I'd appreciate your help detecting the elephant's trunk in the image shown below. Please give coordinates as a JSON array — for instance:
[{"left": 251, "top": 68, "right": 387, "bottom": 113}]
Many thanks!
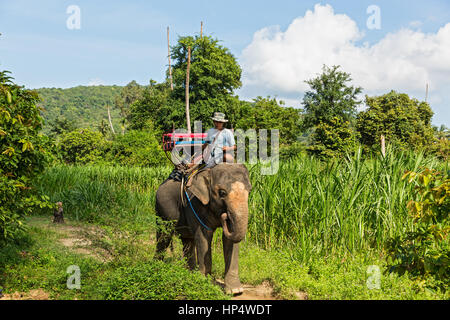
[
  {"left": 221, "top": 211, "right": 248, "bottom": 243},
  {"left": 220, "top": 181, "right": 249, "bottom": 243}
]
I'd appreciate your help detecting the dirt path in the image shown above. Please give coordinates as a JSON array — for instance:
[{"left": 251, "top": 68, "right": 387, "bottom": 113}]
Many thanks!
[
  {"left": 214, "top": 279, "right": 278, "bottom": 300},
  {"left": 0, "top": 289, "right": 49, "bottom": 300},
  {"left": 30, "top": 217, "right": 113, "bottom": 262}
]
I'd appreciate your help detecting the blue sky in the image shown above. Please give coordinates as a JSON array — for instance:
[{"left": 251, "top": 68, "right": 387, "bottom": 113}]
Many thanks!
[{"left": 0, "top": 0, "right": 449, "bottom": 126}]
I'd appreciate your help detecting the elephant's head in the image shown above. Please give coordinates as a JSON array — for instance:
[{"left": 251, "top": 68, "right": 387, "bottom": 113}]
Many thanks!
[{"left": 188, "top": 163, "right": 252, "bottom": 243}]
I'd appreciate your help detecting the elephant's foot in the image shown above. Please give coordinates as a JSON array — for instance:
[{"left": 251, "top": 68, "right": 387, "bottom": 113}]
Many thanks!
[{"left": 224, "top": 278, "right": 244, "bottom": 295}]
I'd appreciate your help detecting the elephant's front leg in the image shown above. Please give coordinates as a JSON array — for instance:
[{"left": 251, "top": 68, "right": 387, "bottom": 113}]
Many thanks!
[
  {"left": 223, "top": 235, "right": 244, "bottom": 295},
  {"left": 195, "top": 229, "right": 213, "bottom": 275}
]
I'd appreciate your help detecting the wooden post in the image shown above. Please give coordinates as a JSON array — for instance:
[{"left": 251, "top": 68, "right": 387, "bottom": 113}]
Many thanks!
[
  {"left": 381, "top": 135, "right": 386, "bottom": 157},
  {"left": 107, "top": 105, "right": 116, "bottom": 135},
  {"left": 185, "top": 46, "right": 191, "bottom": 134},
  {"left": 167, "top": 26, "right": 173, "bottom": 90}
]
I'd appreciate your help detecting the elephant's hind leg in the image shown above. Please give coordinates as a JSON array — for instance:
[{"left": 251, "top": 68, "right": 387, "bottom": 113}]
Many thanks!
[
  {"left": 154, "top": 227, "right": 174, "bottom": 260},
  {"left": 154, "top": 179, "right": 181, "bottom": 260},
  {"left": 181, "top": 238, "right": 196, "bottom": 270}
]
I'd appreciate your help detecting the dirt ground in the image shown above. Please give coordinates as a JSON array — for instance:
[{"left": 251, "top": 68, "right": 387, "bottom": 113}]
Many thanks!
[{"left": 0, "top": 288, "right": 49, "bottom": 300}]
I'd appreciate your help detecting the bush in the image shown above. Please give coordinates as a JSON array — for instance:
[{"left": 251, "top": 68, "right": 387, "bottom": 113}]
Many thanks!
[
  {"left": 306, "top": 117, "right": 358, "bottom": 158},
  {"left": 427, "top": 138, "right": 450, "bottom": 161},
  {"left": 279, "top": 142, "right": 307, "bottom": 160},
  {"left": 98, "top": 260, "right": 228, "bottom": 300},
  {"left": 59, "top": 128, "right": 107, "bottom": 164},
  {"left": 0, "top": 71, "right": 52, "bottom": 243},
  {"left": 105, "top": 130, "right": 166, "bottom": 167},
  {"left": 386, "top": 168, "right": 449, "bottom": 292}
]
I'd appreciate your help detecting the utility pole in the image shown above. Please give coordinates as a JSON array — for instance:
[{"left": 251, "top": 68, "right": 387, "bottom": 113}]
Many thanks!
[
  {"left": 167, "top": 26, "right": 173, "bottom": 90},
  {"left": 185, "top": 46, "right": 192, "bottom": 134},
  {"left": 425, "top": 83, "right": 429, "bottom": 102},
  {"left": 200, "top": 21, "right": 203, "bottom": 39}
]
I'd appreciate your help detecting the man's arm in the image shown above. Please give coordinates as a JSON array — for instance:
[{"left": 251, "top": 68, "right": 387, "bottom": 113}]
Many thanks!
[{"left": 222, "top": 130, "right": 237, "bottom": 152}]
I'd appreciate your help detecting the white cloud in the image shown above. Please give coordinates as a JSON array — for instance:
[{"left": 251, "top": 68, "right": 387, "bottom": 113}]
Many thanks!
[
  {"left": 241, "top": 4, "right": 450, "bottom": 101},
  {"left": 87, "top": 78, "right": 104, "bottom": 86}
]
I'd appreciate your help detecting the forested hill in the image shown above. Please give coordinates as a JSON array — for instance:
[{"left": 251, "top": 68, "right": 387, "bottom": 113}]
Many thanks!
[{"left": 36, "top": 85, "right": 123, "bottom": 134}]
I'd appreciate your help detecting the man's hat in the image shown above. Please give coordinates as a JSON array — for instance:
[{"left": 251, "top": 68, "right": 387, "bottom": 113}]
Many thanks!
[{"left": 211, "top": 112, "right": 228, "bottom": 123}]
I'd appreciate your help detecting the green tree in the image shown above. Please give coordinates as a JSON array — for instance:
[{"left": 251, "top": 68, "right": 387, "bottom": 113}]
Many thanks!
[
  {"left": 307, "top": 116, "right": 358, "bottom": 158},
  {"left": 105, "top": 130, "right": 166, "bottom": 167},
  {"left": 0, "top": 71, "right": 51, "bottom": 242},
  {"left": 37, "top": 85, "right": 122, "bottom": 135},
  {"left": 48, "top": 115, "right": 77, "bottom": 137},
  {"left": 356, "top": 91, "right": 435, "bottom": 152},
  {"left": 128, "top": 35, "right": 243, "bottom": 133},
  {"left": 170, "top": 35, "right": 242, "bottom": 128},
  {"left": 114, "top": 80, "right": 144, "bottom": 134},
  {"left": 127, "top": 81, "right": 176, "bottom": 132},
  {"left": 302, "top": 65, "right": 362, "bottom": 157},
  {"left": 234, "top": 97, "right": 301, "bottom": 145},
  {"left": 302, "top": 65, "right": 362, "bottom": 129},
  {"left": 171, "top": 35, "right": 242, "bottom": 104},
  {"left": 59, "top": 128, "right": 107, "bottom": 164}
]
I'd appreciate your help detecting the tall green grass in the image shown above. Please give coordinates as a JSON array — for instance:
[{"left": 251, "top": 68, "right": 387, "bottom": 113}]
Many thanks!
[
  {"left": 33, "top": 148, "right": 447, "bottom": 261},
  {"left": 33, "top": 165, "right": 171, "bottom": 224},
  {"left": 247, "top": 148, "right": 447, "bottom": 260}
]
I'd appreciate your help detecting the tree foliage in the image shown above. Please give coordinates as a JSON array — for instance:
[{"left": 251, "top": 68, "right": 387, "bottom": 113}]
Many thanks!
[
  {"left": 114, "top": 80, "right": 144, "bottom": 134},
  {"left": 127, "top": 81, "right": 176, "bottom": 132},
  {"left": 356, "top": 91, "right": 435, "bottom": 151},
  {"left": 302, "top": 65, "right": 362, "bottom": 129},
  {"left": 37, "top": 85, "right": 122, "bottom": 134},
  {"left": 302, "top": 65, "right": 362, "bottom": 157},
  {"left": 59, "top": 128, "right": 107, "bottom": 165},
  {"left": 387, "top": 168, "right": 449, "bottom": 292},
  {"left": 128, "top": 34, "right": 300, "bottom": 145},
  {"left": 0, "top": 71, "right": 52, "bottom": 242},
  {"left": 234, "top": 97, "right": 301, "bottom": 146},
  {"left": 105, "top": 130, "right": 166, "bottom": 167},
  {"left": 170, "top": 35, "right": 242, "bottom": 104},
  {"left": 49, "top": 115, "right": 77, "bottom": 137},
  {"left": 169, "top": 35, "right": 243, "bottom": 129},
  {"left": 307, "top": 117, "right": 358, "bottom": 158}
]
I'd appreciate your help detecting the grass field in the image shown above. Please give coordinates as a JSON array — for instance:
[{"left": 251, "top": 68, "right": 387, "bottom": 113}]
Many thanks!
[{"left": 0, "top": 149, "right": 448, "bottom": 299}]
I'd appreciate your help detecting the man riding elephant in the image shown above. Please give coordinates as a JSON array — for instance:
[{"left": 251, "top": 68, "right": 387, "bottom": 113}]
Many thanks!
[{"left": 202, "top": 112, "right": 237, "bottom": 167}]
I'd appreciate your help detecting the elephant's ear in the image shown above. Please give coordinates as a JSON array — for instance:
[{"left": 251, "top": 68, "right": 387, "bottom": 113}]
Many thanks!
[{"left": 186, "top": 169, "right": 210, "bottom": 206}]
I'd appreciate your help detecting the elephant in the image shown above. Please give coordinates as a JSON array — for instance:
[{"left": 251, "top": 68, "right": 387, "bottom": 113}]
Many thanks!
[{"left": 154, "top": 163, "right": 252, "bottom": 295}]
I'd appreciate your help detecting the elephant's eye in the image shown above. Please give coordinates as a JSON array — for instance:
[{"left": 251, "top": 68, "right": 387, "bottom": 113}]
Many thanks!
[{"left": 219, "top": 189, "right": 227, "bottom": 198}]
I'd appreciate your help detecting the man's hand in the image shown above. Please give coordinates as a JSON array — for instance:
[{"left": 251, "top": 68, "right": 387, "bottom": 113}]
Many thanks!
[{"left": 222, "top": 146, "right": 236, "bottom": 152}]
